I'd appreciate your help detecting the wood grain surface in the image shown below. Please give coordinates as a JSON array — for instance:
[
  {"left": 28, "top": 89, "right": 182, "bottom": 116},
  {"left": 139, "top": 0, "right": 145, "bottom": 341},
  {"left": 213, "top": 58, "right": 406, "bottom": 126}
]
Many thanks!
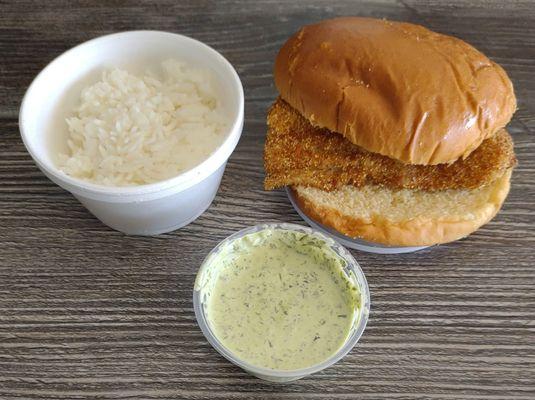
[{"left": 1, "top": 1, "right": 534, "bottom": 399}]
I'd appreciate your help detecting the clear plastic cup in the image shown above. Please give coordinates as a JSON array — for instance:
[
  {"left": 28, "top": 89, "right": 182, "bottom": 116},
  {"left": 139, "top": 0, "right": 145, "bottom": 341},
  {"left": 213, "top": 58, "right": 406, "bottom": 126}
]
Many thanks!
[{"left": 193, "top": 222, "right": 371, "bottom": 382}]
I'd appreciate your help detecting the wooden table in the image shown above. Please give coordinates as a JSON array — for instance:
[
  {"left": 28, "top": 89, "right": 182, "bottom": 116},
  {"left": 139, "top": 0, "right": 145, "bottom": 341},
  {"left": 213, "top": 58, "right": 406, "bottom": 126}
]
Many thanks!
[{"left": 1, "top": 1, "right": 534, "bottom": 399}]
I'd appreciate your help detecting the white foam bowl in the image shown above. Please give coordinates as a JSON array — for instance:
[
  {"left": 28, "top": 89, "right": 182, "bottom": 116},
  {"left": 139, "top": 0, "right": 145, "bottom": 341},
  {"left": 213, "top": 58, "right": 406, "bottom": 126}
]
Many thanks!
[{"left": 19, "top": 31, "right": 244, "bottom": 235}]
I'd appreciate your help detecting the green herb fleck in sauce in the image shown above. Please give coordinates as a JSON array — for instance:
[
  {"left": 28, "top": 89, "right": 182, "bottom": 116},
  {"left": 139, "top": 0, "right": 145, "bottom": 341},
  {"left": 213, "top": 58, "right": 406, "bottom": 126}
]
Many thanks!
[{"left": 199, "top": 229, "right": 361, "bottom": 371}]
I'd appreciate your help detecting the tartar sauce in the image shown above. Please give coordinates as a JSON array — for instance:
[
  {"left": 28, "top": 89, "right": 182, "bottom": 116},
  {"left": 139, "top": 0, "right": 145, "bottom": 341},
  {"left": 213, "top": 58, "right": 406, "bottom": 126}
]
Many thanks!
[{"left": 197, "top": 228, "right": 361, "bottom": 370}]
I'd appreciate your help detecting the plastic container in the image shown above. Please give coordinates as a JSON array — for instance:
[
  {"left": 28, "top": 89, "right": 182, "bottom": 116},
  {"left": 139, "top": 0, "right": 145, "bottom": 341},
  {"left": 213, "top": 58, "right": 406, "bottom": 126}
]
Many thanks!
[
  {"left": 193, "top": 222, "right": 371, "bottom": 382},
  {"left": 19, "top": 31, "right": 244, "bottom": 235},
  {"left": 286, "top": 188, "right": 430, "bottom": 254}
]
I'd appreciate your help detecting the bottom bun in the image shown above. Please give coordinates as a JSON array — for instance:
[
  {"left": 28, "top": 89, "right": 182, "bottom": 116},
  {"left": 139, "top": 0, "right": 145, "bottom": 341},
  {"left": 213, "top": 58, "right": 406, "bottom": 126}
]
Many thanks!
[{"left": 291, "top": 170, "right": 512, "bottom": 246}]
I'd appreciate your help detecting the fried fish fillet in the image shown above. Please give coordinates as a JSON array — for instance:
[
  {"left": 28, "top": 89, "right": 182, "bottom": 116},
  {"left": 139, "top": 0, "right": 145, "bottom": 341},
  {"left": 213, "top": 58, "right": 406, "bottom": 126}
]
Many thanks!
[{"left": 264, "top": 98, "right": 516, "bottom": 192}]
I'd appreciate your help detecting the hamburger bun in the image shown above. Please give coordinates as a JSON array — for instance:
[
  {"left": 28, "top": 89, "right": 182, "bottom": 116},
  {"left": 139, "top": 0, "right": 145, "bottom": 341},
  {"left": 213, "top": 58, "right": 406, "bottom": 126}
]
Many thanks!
[
  {"left": 274, "top": 17, "right": 516, "bottom": 165},
  {"left": 291, "top": 169, "right": 512, "bottom": 246}
]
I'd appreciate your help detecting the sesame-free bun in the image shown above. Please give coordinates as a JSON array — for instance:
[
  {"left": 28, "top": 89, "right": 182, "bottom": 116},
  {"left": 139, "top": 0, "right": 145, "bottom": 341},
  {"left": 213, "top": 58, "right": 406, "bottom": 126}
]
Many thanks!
[
  {"left": 291, "top": 170, "right": 512, "bottom": 247},
  {"left": 274, "top": 17, "right": 516, "bottom": 165}
]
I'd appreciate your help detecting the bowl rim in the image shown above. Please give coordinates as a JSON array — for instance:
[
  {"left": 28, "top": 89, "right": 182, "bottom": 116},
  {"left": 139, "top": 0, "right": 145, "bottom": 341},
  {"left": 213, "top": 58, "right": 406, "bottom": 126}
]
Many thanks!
[
  {"left": 19, "top": 30, "right": 244, "bottom": 199},
  {"left": 193, "top": 222, "right": 371, "bottom": 379}
]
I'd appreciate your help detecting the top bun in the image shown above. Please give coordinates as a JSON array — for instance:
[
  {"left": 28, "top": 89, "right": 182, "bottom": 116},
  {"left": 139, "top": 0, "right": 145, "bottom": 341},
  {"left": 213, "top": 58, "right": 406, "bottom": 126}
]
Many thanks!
[{"left": 274, "top": 17, "right": 516, "bottom": 165}]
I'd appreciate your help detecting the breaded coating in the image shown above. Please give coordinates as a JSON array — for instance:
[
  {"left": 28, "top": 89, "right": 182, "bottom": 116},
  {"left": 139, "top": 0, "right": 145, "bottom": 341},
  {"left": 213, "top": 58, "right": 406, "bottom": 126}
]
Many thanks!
[{"left": 264, "top": 98, "right": 516, "bottom": 192}]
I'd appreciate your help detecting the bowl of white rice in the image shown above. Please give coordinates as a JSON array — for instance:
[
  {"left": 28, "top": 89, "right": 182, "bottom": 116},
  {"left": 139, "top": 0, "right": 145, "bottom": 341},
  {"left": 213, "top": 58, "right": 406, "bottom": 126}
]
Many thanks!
[{"left": 19, "top": 31, "right": 244, "bottom": 235}]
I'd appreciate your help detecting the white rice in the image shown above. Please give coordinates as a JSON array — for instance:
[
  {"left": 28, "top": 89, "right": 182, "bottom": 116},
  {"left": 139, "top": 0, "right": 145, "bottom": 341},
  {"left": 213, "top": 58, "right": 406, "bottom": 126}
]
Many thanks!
[{"left": 58, "top": 60, "right": 229, "bottom": 186}]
